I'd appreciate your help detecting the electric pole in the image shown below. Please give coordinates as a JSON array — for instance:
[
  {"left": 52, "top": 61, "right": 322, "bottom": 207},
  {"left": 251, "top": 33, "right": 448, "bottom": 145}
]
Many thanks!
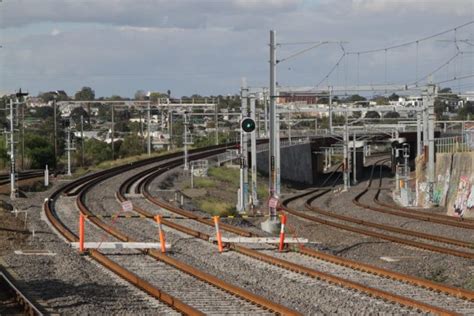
[
  {"left": 250, "top": 94, "right": 258, "bottom": 207},
  {"left": 147, "top": 101, "right": 151, "bottom": 156},
  {"left": 215, "top": 100, "right": 219, "bottom": 145},
  {"left": 111, "top": 105, "right": 115, "bottom": 160},
  {"left": 183, "top": 111, "right": 190, "bottom": 171},
  {"left": 329, "top": 86, "right": 333, "bottom": 133},
  {"left": 9, "top": 99, "right": 16, "bottom": 200},
  {"left": 343, "top": 110, "right": 349, "bottom": 191},
  {"left": 352, "top": 131, "right": 357, "bottom": 185},
  {"left": 427, "top": 84, "right": 437, "bottom": 202},
  {"left": 80, "top": 115, "right": 85, "bottom": 167},
  {"left": 53, "top": 97, "right": 58, "bottom": 169}
]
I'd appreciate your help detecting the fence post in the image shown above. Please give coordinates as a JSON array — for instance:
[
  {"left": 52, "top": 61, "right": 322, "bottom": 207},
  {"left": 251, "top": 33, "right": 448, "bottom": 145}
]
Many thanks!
[
  {"left": 155, "top": 215, "right": 166, "bottom": 253},
  {"left": 79, "top": 213, "right": 85, "bottom": 253},
  {"left": 213, "top": 216, "right": 223, "bottom": 253}
]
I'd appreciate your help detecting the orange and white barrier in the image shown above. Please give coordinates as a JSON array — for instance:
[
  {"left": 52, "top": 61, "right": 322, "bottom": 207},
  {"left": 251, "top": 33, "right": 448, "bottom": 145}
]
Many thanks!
[
  {"left": 213, "top": 216, "right": 224, "bottom": 253},
  {"left": 155, "top": 215, "right": 166, "bottom": 253},
  {"left": 279, "top": 214, "right": 287, "bottom": 252}
]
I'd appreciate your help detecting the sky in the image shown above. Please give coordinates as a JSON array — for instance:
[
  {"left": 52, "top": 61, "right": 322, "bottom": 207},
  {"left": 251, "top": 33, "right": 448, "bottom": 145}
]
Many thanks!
[{"left": 1, "top": 0, "right": 474, "bottom": 98}]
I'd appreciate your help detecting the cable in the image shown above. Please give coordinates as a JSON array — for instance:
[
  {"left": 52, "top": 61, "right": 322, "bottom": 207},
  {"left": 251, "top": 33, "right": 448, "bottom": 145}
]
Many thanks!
[
  {"left": 410, "top": 51, "right": 461, "bottom": 86},
  {"left": 315, "top": 53, "right": 346, "bottom": 88},
  {"left": 346, "top": 20, "right": 474, "bottom": 55},
  {"left": 277, "top": 41, "right": 329, "bottom": 64}
]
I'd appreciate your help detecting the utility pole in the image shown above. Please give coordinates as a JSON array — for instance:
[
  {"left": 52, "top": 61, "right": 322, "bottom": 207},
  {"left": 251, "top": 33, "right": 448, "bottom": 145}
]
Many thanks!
[
  {"left": 238, "top": 79, "right": 249, "bottom": 213},
  {"left": 263, "top": 88, "right": 269, "bottom": 137},
  {"left": 343, "top": 110, "right": 349, "bottom": 191},
  {"left": 66, "top": 122, "right": 73, "bottom": 176},
  {"left": 111, "top": 105, "right": 115, "bottom": 160},
  {"left": 53, "top": 98, "right": 58, "bottom": 169},
  {"left": 288, "top": 107, "right": 292, "bottom": 145},
  {"left": 169, "top": 111, "right": 173, "bottom": 151},
  {"left": 352, "top": 131, "right": 357, "bottom": 185},
  {"left": 9, "top": 99, "right": 15, "bottom": 200},
  {"left": 183, "top": 111, "right": 189, "bottom": 171},
  {"left": 329, "top": 86, "right": 333, "bottom": 133},
  {"left": 250, "top": 94, "right": 258, "bottom": 207},
  {"left": 416, "top": 109, "right": 422, "bottom": 157},
  {"left": 427, "top": 84, "right": 437, "bottom": 202},
  {"left": 269, "top": 30, "right": 278, "bottom": 216},
  {"left": 423, "top": 95, "right": 429, "bottom": 161},
  {"left": 80, "top": 115, "right": 85, "bottom": 167},
  {"left": 147, "top": 101, "right": 151, "bottom": 156},
  {"left": 20, "top": 103, "right": 25, "bottom": 170},
  {"left": 215, "top": 100, "right": 219, "bottom": 145}
]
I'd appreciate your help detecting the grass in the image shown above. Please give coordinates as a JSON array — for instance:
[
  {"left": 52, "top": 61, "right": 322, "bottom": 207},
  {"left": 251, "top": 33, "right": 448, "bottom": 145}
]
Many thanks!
[
  {"left": 197, "top": 198, "right": 236, "bottom": 216},
  {"left": 192, "top": 177, "right": 216, "bottom": 188},
  {"left": 208, "top": 167, "right": 240, "bottom": 186},
  {"left": 71, "top": 149, "right": 181, "bottom": 178}
]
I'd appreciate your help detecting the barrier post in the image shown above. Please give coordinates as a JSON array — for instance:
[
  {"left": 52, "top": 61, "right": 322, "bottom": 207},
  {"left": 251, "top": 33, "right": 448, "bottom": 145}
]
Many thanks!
[
  {"left": 279, "top": 214, "right": 287, "bottom": 252},
  {"left": 213, "top": 216, "right": 223, "bottom": 253},
  {"left": 155, "top": 215, "right": 166, "bottom": 253},
  {"left": 79, "top": 214, "right": 85, "bottom": 253}
]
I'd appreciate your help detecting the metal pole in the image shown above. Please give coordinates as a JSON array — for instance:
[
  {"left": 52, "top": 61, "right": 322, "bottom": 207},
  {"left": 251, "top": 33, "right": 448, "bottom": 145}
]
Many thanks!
[
  {"left": 329, "top": 86, "right": 333, "bottom": 133},
  {"left": 9, "top": 99, "right": 15, "bottom": 200},
  {"left": 288, "top": 107, "right": 292, "bottom": 145},
  {"left": 111, "top": 105, "right": 115, "bottom": 160},
  {"left": 53, "top": 98, "right": 57, "bottom": 169},
  {"left": 423, "top": 95, "right": 429, "bottom": 160},
  {"left": 353, "top": 131, "right": 357, "bottom": 184},
  {"left": 215, "top": 101, "right": 219, "bottom": 145},
  {"left": 20, "top": 103, "right": 24, "bottom": 170},
  {"left": 416, "top": 109, "right": 422, "bottom": 157},
  {"left": 80, "top": 115, "right": 85, "bottom": 167},
  {"left": 169, "top": 111, "right": 173, "bottom": 150},
  {"left": 427, "top": 84, "right": 437, "bottom": 201},
  {"left": 276, "top": 112, "right": 281, "bottom": 195},
  {"left": 67, "top": 125, "right": 72, "bottom": 176},
  {"left": 343, "top": 110, "right": 349, "bottom": 191},
  {"left": 250, "top": 94, "right": 258, "bottom": 206},
  {"left": 147, "top": 101, "right": 151, "bottom": 156},
  {"left": 184, "top": 112, "right": 189, "bottom": 171},
  {"left": 264, "top": 88, "right": 268, "bottom": 137},
  {"left": 241, "top": 79, "right": 249, "bottom": 211}
]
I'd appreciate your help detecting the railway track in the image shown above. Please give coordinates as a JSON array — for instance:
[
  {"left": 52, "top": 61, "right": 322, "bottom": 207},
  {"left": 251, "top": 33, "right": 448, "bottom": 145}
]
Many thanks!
[
  {"left": 113, "top": 149, "right": 474, "bottom": 314},
  {"left": 0, "top": 170, "right": 44, "bottom": 186},
  {"left": 45, "top": 144, "right": 299, "bottom": 315},
  {"left": 0, "top": 267, "right": 45, "bottom": 316},
  {"left": 281, "top": 157, "right": 474, "bottom": 259}
]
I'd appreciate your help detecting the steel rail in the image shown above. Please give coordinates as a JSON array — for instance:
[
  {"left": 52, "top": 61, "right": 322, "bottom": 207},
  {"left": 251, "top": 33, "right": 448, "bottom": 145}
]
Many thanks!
[
  {"left": 75, "top": 147, "right": 298, "bottom": 315},
  {"left": 130, "top": 153, "right": 466, "bottom": 314},
  {"left": 0, "top": 268, "right": 45, "bottom": 316},
  {"left": 44, "top": 175, "right": 202, "bottom": 315}
]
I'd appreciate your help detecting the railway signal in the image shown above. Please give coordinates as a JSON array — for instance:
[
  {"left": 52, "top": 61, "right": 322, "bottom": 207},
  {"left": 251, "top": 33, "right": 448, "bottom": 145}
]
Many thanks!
[{"left": 241, "top": 117, "right": 255, "bottom": 133}]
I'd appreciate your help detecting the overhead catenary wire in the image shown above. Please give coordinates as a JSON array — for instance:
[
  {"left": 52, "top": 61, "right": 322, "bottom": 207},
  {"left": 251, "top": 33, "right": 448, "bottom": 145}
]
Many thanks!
[{"left": 346, "top": 20, "right": 474, "bottom": 55}]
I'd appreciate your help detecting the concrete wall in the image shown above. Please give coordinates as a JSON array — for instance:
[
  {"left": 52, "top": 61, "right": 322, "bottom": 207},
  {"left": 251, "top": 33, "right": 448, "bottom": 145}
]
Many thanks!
[{"left": 257, "top": 143, "right": 313, "bottom": 184}]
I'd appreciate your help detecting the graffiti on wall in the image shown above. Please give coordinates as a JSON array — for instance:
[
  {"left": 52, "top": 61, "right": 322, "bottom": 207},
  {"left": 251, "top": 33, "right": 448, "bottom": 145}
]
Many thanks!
[
  {"left": 433, "top": 174, "right": 451, "bottom": 206},
  {"left": 453, "top": 176, "right": 471, "bottom": 217}
]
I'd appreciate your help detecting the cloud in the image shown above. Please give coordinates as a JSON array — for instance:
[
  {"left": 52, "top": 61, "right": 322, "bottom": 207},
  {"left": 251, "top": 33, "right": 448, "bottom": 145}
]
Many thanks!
[{"left": 1, "top": 0, "right": 474, "bottom": 97}]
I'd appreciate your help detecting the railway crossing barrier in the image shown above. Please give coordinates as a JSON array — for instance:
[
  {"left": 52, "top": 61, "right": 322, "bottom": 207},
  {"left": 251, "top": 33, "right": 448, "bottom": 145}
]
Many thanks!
[
  {"left": 211, "top": 214, "right": 308, "bottom": 253},
  {"left": 74, "top": 214, "right": 170, "bottom": 253}
]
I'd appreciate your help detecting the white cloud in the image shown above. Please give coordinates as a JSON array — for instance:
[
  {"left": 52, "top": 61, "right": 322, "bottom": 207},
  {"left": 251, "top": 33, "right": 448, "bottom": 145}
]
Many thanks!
[{"left": 50, "top": 28, "right": 61, "bottom": 36}]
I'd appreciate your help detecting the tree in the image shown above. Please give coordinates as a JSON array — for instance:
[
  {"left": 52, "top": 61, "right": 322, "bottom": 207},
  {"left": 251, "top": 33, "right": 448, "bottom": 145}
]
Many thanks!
[
  {"left": 75, "top": 87, "right": 95, "bottom": 101},
  {"left": 457, "top": 101, "right": 474, "bottom": 119},
  {"left": 373, "top": 96, "right": 388, "bottom": 105},
  {"left": 365, "top": 111, "right": 380, "bottom": 119},
  {"left": 134, "top": 90, "right": 147, "bottom": 101},
  {"left": 70, "top": 107, "right": 90, "bottom": 126},
  {"left": 24, "top": 133, "right": 55, "bottom": 169},
  {"left": 346, "top": 94, "right": 366, "bottom": 103},
  {"left": 384, "top": 111, "right": 400, "bottom": 119},
  {"left": 388, "top": 93, "right": 400, "bottom": 101},
  {"left": 119, "top": 134, "right": 144, "bottom": 157},
  {"left": 32, "top": 106, "right": 54, "bottom": 119},
  {"left": 83, "top": 138, "right": 112, "bottom": 165}
]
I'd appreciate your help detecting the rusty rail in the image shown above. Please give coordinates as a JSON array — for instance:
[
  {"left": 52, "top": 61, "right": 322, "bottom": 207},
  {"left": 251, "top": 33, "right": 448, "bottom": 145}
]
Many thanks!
[{"left": 129, "top": 154, "right": 469, "bottom": 314}]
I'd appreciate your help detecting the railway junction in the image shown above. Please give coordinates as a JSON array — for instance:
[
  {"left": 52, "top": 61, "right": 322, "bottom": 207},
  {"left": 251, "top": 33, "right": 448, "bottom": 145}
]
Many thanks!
[{"left": 2, "top": 20, "right": 474, "bottom": 316}]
